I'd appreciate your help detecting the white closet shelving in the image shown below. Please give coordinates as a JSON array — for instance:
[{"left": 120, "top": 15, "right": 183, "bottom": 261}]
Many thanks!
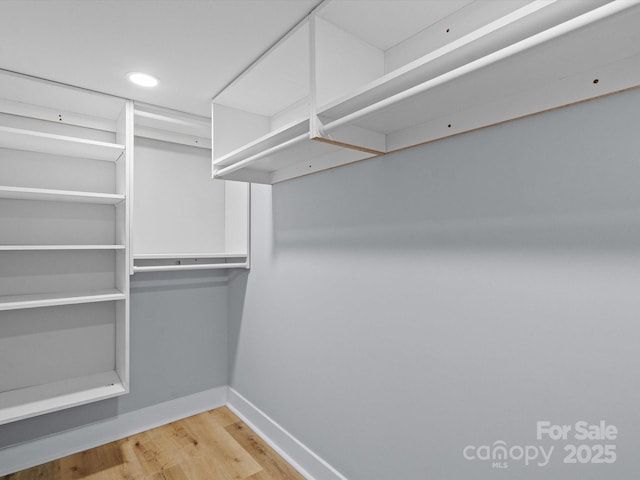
[
  {"left": 0, "top": 70, "right": 131, "bottom": 425},
  {"left": 132, "top": 103, "right": 250, "bottom": 273},
  {"left": 212, "top": 0, "right": 640, "bottom": 184},
  {"left": 212, "top": 18, "right": 376, "bottom": 184}
]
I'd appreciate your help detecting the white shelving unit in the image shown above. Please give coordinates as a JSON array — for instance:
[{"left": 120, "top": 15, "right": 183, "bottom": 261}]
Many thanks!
[
  {"left": 212, "top": 0, "right": 640, "bottom": 184},
  {"left": 132, "top": 103, "right": 250, "bottom": 273},
  {"left": 0, "top": 70, "right": 132, "bottom": 425},
  {"left": 212, "top": 18, "right": 377, "bottom": 184}
]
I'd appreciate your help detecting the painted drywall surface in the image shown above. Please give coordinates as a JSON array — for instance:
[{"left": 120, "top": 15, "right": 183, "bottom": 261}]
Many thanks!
[
  {"left": 0, "top": 270, "right": 228, "bottom": 449},
  {"left": 133, "top": 137, "right": 227, "bottom": 255},
  {"left": 228, "top": 89, "right": 640, "bottom": 479}
]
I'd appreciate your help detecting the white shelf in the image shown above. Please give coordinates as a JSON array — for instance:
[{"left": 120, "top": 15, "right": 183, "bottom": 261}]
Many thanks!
[
  {"left": 0, "top": 289, "right": 125, "bottom": 311},
  {"left": 317, "top": 1, "right": 640, "bottom": 152},
  {"left": 212, "top": 0, "right": 640, "bottom": 184},
  {"left": 0, "top": 73, "right": 131, "bottom": 425},
  {"left": 0, "top": 371, "right": 126, "bottom": 425},
  {"left": 315, "top": 0, "right": 588, "bottom": 119},
  {"left": 0, "top": 245, "right": 125, "bottom": 251},
  {"left": 0, "top": 125, "right": 124, "bottom": 162},
  {"left": 0, "top": 185, "right": 125, "bottom": 204}
]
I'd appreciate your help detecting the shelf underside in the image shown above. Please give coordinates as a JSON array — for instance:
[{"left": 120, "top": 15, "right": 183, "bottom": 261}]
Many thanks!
[
  {"left": 0, "top": 185, "right": 124, "bottom": 204},
  {"left": 0, "top": 289, "right": 125, "bottom": 311},
  {"left": 0, "top": 370, "right": 125, "bottom": 425},
  {"left": 0, "top": 126, "right": 124, "bottom": 162}
]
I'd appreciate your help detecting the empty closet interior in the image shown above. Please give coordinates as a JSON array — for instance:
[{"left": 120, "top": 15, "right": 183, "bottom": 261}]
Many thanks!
[{"left": 1, "top": 1, "right": 640, "bottom": 476}]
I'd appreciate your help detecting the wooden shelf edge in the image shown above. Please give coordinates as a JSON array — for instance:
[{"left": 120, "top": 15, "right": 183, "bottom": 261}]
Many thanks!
[{"left": 0, "top": 371, "right": 126, "bottom": 426}]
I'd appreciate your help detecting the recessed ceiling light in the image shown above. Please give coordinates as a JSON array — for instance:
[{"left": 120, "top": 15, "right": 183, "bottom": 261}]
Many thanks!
[{"left": 127, "top": 72, "right": 159, "bottom": 87}]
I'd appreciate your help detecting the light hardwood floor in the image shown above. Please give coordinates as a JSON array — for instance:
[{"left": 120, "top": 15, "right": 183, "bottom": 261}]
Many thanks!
[{"left": 2, "top": 407, "right": 305, "bottom": 480}]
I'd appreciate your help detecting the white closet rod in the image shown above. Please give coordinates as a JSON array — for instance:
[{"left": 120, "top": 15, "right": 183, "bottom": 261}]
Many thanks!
[
  {"left": 134, "top": 253, "right": 247, "bottom": 259},
  {"left": 321, "top": 0, "right": 640, "bottom": 135},
  {"left": 133, "top": 263, "right": 248, "bottom": 273}
]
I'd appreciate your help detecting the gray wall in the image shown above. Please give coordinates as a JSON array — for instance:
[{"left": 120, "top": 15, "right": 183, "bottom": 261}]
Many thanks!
[
  {"left": 228, "top": 89, "right": 640, "bottom": 479},
  {"left": 0, "top": 270, "right": 228, "bottom": 448}
]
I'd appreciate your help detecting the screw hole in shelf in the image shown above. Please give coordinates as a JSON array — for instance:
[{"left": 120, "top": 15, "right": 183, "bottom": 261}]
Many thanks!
[{"left": 593, "top": 78, "right": 599, "bottom": 84}]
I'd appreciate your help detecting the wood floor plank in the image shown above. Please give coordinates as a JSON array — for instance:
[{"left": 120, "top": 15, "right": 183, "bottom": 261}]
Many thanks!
[
  {"left": 1, "top": 407, "right": 304, "bottom": 480},
  {"left": 181, "top": 414, "right": 262, "bottom": 478},
  {"left": 143, "top": 463, "right": 190, "bottom": 480},
  {"left": 130, "top": 431, "right": 179, "bottom": 477},
  {"left": 3, "top": 461, "right": 61, "bottom": 480},
  {"left": 176, "top": 457, "right": 232, "bottom": 480},
  {"left": 58, "top": 448, "right": 106, "bottom": 480},
  {"left": 205, "top": 406, "right": 240, "bottom": 428},
  {"left": 95, "top": 439, "right": 140, "bottom": 480},
  {"left": 225, "top": 421, "right": 305, "bottom": 480}
]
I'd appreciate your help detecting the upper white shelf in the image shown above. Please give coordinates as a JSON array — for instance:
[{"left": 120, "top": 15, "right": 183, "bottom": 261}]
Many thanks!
[
  {"left": 0, "top": 125, "right": 125, "bottom": 162},
  {"left": 316, "top": 0, "right": 640, "bottom": 151},
  {"left": 0, "top": 185, "right": 125, "bottom": 204},
  {"left": 212, "top": 0, "right": 640, "bottom": 184},
  {"left": 212, "top": 19, "right": 314, "bottom": 183}
]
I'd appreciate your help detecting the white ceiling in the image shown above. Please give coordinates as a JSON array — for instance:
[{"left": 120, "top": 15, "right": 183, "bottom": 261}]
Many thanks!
[{"left": 0, "top": 0, "right": 321, "bottom": 117}]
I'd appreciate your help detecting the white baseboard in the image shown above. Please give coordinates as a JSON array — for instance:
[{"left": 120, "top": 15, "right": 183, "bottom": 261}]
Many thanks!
[
  {"left": 0, "top": 386, "right": 227, "bottom": 477},
  {"left": 227, "top": 387, "right": 348, "bottom": 480}
]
